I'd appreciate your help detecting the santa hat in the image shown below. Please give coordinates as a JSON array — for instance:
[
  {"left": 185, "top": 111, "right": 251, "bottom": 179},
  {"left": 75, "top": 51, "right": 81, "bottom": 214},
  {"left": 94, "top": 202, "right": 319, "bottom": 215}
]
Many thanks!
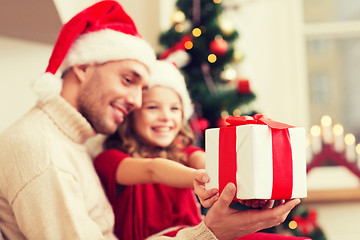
[
  {"left": 149, "top": 60, "right": 193, "bottom": 121},
  {"left": 33, "top": 0, "right": 156, "bottom": 103}
]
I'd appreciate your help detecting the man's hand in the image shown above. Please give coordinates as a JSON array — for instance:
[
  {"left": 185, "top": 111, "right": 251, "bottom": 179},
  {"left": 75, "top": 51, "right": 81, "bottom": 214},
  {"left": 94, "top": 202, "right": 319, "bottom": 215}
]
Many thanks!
[{"left": 203, "top": 182, "right": 300, "bottom": 240}]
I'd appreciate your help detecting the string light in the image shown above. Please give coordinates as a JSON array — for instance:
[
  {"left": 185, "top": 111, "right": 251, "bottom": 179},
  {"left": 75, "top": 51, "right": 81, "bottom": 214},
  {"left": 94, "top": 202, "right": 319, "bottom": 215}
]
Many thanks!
[
  {"left": 213, "top": 0, "right": 222, "bottom": 4},
  {"left": 208, "top": 54, "right": 217, "bottom": 63},
  {"left": 171, "top": 10, "right": 185, "bottom": 23},
  {"left": 184, "top": 40, "right": 193, "bottom": 50},
  {"left": 288, "top": 220, "right": 297, "bottom": 230},
  {"left": 192, "top": 28, "right": 202, "bottom": 37}
]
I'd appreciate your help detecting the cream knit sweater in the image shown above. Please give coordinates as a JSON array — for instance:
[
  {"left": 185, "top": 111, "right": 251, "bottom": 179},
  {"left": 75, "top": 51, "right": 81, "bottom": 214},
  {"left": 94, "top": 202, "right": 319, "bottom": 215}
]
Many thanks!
[{"left": 0, "top": 96, "right": 216, "bottom": 240}]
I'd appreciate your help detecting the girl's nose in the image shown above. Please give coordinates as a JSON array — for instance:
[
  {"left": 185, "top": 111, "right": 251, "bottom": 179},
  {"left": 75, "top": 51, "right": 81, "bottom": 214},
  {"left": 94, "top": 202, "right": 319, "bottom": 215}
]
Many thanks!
[{"left": 159, "top": 109, "right": 171, "bottom": 121}]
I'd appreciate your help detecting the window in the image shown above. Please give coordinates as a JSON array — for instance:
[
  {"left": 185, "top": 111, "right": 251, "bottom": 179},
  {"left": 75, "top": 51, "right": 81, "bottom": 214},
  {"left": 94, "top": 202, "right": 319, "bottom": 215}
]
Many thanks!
[{"left": 304, "top": 0, "right": 360, "bottom": 139}]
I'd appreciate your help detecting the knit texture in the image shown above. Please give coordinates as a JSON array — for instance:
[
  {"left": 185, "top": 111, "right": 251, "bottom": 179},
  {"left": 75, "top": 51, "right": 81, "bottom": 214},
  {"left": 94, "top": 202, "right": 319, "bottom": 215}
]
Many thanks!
[{"left": 0, "top": 96, "right": 116, "bottom": 240}]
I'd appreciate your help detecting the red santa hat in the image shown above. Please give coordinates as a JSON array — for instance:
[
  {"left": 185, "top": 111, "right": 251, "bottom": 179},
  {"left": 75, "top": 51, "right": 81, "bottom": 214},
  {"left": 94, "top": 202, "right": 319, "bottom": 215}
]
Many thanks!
[
  {"left": 149, "top": 60, "right": 194, "bottom": 121},
  {"left": 33, "top": 0, "right": 156, "bottom": 103}
]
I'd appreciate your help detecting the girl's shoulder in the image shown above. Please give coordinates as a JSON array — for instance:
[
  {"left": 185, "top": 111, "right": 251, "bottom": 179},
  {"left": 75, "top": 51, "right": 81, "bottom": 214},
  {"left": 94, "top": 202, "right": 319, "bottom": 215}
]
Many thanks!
[{"left": 94, "top": 148, "right": 131, "bottom": 168}]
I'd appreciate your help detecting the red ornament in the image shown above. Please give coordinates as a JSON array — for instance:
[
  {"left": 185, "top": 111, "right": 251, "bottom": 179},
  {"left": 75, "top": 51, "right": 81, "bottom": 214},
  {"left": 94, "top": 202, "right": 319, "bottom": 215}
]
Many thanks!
[
  {"left": 237, "top": 79, "right": 251, "bottom": 94},
  {"left": 190, "top": 117, "right": 210, "bottom": 133},
  {"left": 209, "top": 38, "right": 228, "bottom": 56}
]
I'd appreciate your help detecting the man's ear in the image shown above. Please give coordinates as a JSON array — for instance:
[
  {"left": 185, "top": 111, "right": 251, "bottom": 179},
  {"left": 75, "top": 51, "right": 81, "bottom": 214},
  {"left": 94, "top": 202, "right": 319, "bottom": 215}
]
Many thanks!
[{"left": 72, "top": 64, "right": 90, "bottom": 83}]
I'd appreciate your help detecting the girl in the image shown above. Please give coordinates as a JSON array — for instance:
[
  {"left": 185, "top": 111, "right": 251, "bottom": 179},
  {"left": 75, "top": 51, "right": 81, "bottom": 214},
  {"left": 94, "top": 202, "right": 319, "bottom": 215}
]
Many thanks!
[{"left": 94, "top": 60, "right": 212, "bottom": 240}]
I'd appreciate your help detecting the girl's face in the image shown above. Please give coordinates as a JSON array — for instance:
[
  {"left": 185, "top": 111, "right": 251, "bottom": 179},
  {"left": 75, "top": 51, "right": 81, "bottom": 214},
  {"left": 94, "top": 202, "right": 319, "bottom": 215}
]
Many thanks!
[{"left": 133, "top": 86, "right": 183, "bottom": 148}]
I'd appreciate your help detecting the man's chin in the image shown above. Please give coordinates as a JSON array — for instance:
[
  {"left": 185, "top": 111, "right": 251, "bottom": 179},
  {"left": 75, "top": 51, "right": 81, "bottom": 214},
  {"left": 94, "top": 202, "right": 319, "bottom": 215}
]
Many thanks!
[{"left": 93, "top": 123, "right": 118, "bottom": 135}]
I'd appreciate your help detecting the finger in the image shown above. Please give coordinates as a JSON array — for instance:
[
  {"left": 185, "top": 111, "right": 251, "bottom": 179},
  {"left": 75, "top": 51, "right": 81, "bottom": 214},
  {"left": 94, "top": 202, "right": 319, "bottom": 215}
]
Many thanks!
[
  {"left": 200, "top": 194, "right": 219, "bottom": 208},
  {"left": 194, "top": 170, "right": 209, "bottom": 184},
  {"left": 262, "top": 200, "right": 275, "bottom": 209},
  {"left": 273, "top": 199, "right": 300, "bottom": 216},
  {"left": 197, "top": 188, "right": 219, "bottom": 202},
  {"left": 251, "top": 200, "right": 260, "bottom": 208},
  {"left": 250, "top": 198, "right": 301, "bottom": 231},
  {"left": 258, "top": 200, "right": 267, "bottom": 206},
  {"left": 215, "top": 182, "right": 236, "bottom": 208}
]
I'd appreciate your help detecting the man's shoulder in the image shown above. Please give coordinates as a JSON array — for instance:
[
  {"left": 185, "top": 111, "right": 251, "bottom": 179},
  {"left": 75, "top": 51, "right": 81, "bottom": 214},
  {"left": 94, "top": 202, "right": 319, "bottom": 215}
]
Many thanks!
[{"left": 0, "top": 109, "right": 52, "bottom": 148}]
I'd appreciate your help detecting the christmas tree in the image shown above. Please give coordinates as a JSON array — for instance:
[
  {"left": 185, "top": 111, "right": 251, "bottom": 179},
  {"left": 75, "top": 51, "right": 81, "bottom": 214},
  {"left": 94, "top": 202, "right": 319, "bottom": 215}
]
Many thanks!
[
  {"left": 158, "top": 0, "right": 256, "bottom": 141},
  {"left": 158, "top": 2, "right": 328, "bottom": 240}
]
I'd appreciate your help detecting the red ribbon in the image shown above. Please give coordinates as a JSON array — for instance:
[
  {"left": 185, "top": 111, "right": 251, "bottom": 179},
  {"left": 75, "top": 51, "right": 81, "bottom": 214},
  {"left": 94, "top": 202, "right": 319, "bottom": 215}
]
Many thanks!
[{"left": 218, "top": 114, "right": 294, "bottom": 200}]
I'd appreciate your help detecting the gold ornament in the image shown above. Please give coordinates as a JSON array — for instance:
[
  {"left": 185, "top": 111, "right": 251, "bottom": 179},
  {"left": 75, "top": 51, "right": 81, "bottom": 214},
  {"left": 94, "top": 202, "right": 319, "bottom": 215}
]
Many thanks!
[
  {"left": 233, "top": 109, "right": 241, "bottom": 117},
  {"left": 221, "top": 111, "right": 229, "bottom": 118},
  {"left": 220, "top": 18, "right": 235, "bottom": 36},
  {"left": 171, "top": 10, "right": 185, "bottom": 24},
  {"left": 233, "top": 49, "right": 245, "bottom": 62},
  {"left": 220, "top": 67, "right": 237, "bottom": 81},
  {"left": 174, "top": 24, "right": 184, "bottom": 33}
]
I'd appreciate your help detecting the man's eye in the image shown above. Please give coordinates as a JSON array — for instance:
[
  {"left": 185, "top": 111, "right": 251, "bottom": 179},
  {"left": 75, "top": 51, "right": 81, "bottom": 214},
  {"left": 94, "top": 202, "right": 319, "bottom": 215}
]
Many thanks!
[{"left": 122, "top": 76, "right": 133, "bottom": 85}]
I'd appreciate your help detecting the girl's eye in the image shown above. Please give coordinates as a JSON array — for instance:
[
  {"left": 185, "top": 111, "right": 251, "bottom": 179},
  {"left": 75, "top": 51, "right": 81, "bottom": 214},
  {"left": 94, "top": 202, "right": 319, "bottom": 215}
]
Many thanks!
[
  {"left": 146, "top": 106, "right": 157, "bottom": 110},
  {"left": 171, "top": 106, "right": 181, "bottom": 111}
]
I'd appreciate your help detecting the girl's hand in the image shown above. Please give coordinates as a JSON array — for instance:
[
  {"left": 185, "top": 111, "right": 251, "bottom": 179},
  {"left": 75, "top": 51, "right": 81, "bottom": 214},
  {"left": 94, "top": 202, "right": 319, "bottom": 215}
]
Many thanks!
[{"left": 193, "top": 170, "right": 219, "bottom": 208}]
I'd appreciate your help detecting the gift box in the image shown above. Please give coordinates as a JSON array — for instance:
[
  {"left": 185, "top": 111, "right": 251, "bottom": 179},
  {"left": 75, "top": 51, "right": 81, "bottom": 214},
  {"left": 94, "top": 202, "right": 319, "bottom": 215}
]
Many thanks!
[{"left": 205, "top": 114, "right": 307, "bottom": 200}]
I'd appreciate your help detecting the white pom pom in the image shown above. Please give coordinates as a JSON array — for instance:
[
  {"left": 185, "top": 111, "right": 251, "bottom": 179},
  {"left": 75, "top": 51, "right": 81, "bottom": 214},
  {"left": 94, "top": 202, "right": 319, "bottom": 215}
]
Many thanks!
[
  {"left": 165, "top": 50, "right": 191, "bottom": 68},
  {"left": 32, "top": 72, "right": 62, "bottom": 103}
]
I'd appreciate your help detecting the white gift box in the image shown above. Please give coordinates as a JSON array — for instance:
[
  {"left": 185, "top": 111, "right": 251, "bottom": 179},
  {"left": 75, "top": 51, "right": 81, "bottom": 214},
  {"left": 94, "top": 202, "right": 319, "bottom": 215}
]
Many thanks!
[{"left": 205, "top": 124, "right": 307, "bottom": 200}]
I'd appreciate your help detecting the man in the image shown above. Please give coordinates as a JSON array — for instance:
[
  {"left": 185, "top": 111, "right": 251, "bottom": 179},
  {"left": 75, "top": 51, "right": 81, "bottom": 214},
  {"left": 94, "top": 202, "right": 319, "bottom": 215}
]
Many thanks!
[{"left": 0, "top": 1, "right": 300, "bottom": 239}]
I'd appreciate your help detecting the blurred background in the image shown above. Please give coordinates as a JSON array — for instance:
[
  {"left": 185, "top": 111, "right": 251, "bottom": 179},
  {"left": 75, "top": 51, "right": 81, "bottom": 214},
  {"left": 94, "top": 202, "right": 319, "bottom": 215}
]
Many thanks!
[{"left": 1, "top": 0, "right": 360, "bottom": 239}]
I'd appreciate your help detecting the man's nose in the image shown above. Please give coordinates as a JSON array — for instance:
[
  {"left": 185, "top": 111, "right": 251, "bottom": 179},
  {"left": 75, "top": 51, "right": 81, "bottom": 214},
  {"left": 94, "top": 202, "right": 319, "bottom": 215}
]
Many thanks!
[{"left": 127, "top": 87, "right": 142, "bottom": 110}]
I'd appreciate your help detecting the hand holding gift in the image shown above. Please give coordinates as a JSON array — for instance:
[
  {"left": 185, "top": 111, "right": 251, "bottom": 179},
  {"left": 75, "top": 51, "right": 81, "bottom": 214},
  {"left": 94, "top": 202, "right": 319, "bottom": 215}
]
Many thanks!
[
  {"left": 205, "top": 114, "right": 307, "bottom": 200},
  {"left": 194, "top": 170, "right": 301, "bottom": 239},
  {"left": 194, "top": 171, "right": 273, "bottom": 209}
]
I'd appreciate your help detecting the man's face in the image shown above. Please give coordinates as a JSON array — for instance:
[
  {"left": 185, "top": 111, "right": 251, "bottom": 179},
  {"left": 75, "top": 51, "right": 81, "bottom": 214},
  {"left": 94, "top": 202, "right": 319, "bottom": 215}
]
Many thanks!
[{"left": 77, "top": 59, "right": 150, "bottom": 135}]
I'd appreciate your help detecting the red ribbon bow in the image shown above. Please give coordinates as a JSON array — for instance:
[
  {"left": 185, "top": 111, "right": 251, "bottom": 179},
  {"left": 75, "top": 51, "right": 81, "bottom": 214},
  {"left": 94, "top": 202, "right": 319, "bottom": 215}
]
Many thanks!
[
  {"left": 218, "top": 114, "right": 295, "bottom": 200},
  {"left": 225, "top": 114, "right": 294, "bottom": 129}
]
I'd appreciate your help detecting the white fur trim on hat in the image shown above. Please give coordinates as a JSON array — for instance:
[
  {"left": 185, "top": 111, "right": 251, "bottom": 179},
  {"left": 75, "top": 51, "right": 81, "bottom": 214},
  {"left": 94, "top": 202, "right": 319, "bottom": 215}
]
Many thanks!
[
  {"left": 32, "top": 72, "right": 62, "bottom": 104},
  {"left": 149, "top": 60, "right": 193, "bottom": 121},
  {"left": 60, "top": 29, "right": 156, "bottom": 74}
]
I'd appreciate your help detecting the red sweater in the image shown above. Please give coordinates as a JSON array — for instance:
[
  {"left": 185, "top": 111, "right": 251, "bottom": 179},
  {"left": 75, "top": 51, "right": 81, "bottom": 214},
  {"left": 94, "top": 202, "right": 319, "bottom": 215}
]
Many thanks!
[{"left": 94, "top": 146, "right": 203, "bottom": 240}]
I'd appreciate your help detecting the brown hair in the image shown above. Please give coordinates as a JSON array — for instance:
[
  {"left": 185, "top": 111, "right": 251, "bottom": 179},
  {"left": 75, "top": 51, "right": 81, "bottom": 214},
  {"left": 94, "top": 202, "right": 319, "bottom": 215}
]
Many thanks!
[{"left": 104, "top": 112, "right": 195, "bottom": 165}]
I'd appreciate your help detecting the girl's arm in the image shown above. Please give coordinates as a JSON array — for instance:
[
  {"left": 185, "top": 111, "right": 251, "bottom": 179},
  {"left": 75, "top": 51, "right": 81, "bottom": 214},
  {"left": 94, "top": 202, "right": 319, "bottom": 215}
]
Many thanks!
[
  {"left": 187, "top": 150, "right": 205, "bottom": 169},
  {"left": 115, "top": 157, "right": 197, "bottom": 188}
]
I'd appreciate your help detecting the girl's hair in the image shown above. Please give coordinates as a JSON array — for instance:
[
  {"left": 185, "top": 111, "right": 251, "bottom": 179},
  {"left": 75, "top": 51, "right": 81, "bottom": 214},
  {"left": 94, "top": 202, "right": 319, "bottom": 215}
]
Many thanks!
[{"left": 104, "top": 111, "right": 195, "bottom": 165}]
